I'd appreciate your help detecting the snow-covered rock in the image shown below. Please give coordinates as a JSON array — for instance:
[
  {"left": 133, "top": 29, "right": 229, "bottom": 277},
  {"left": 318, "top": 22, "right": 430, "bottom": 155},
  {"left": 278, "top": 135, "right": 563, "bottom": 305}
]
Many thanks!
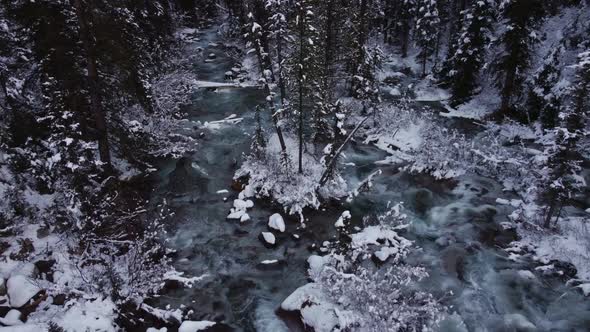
[
  {"left": 147, "top": 328, "right": 168, "bottom": 332},
  {"left": 577, "top": 283, "right": 590, "bottom": 296},
  {"left": 178, "top": 320, "right": 216, "bottom": 332},
  {"left": 281, "top": 283, "right": 340, "bottom": 332},
  {"left": 268, "top": 213, "right": 285, "bottom": 232},
  {"left": 7, "top": 275, "right": 41, "bottom": 308},
  {"left": 334, "top": 210, "right": 351, "bottom": 228},
  {"left": 261, "top": 232, "right": 276, "bottom": 245},
  {"left": 0, "top": 324, "right": 46, "bottom": 332},
  {"left": 0, "top": 309, "right": 22, "bottom": 326},
  {"left": 374, "top": 246, "right": 399, "bottom": 262},
  {"left": 503, "top": 313, "right": 537, "bottom": 331},
  {"left": 226, "top": 209, "right": 245, "bottom": 220},
  {"left": 54, "top": 298, "right": 117, "bottom": 332},
  {"left": 233, "top": 199, "right": 254, "bottom": 210},
  {"left": 307, "top": 255, "right": 332, "bottom": 279},
  {"left": 240, "top": 213, "right": 250, "bottom": 222}
]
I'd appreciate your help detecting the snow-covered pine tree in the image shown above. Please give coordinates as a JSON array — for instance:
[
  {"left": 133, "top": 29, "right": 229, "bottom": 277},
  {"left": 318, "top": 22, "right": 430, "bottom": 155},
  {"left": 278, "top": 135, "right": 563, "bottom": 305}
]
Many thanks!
[
  {"left": 493, "top": 0, "right": 543, "bottom": 120},
  {"left": 397, "top": 0, "right": 418, "bottom": 58},
  {"left": 290, "top": 0, "right": 321, "bottom": 173},
  {"left": 444, "top": 0, "right": 495, "bottom": 105},
  {"left": 527, "top": 45, "right": 565, "bottom": 128},
  {"left": 541, "top": 50, "right": 589, "bottom": 228},
  {"left": 245, "top": 4, "right": 289, "bottom": 157},
  {"left": 251, "top": 105, "right": 267, "bottom": 159},
  {"left": 415, "top": 0, "right": 441, "bottom": 76}
]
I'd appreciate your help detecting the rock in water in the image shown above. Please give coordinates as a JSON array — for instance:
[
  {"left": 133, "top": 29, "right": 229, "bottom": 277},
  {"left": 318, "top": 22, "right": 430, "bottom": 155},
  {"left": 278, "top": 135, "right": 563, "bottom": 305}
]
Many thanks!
[
  {"left": 260, "top": 232, "right": 276, "bottom": 246},
  {"left": 168, "top": 157, "right": 209, "bottom": 194},
  {"left": 178, "top": 320, "right": 216, "bottom": 332},
  {"left": 7, "top": 275, "right": 42, "bottom": 308},
  {"left": 268, "top": 213, "right": 285, "bottom": 232}
]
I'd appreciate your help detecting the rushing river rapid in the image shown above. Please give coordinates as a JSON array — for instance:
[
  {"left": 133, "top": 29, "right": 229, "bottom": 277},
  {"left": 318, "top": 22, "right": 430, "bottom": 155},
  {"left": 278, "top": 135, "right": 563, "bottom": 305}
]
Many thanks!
[{"left": 150, "top": 25, "right": 590, "bottom": 332}]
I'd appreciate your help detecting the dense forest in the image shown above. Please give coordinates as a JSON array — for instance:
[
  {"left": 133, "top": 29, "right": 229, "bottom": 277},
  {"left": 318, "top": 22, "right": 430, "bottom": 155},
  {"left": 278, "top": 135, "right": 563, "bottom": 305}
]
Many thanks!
[{"left": 0, "top": 0, "right": 589, "bottom": 331}]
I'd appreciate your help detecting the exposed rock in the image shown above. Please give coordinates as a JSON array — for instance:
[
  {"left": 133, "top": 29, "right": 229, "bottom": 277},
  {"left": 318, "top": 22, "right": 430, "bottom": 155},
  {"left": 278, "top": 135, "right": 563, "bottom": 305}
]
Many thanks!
[
  {"left": 9, "top": 238, "right": 35, "bottom": 261},
  {"left": 549, "top": 260, "right": 578, "bottom": 279},
  {"left": 0, "top": 278, "right": 5, "bottom": 296},
  {"left": 34, "top": 259, "right": 56, "bottom": 282},
  {"left": 255, "top": 259, "right": 286, "bottom": 271},
  {"left": 51, "top": 294, "right": 66, "bottom": 306},
  {"left": 441, "top": 246, "right": 467, "bottom": 281}
]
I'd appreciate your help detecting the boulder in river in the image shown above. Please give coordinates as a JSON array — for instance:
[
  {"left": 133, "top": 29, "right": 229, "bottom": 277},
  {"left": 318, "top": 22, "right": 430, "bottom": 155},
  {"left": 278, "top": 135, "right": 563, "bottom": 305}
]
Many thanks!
[
  {"left": 168, "top": 157, "right": 209, "bottom": 194},
  {"left": 441, "top": 245, "right": 467, "bottom": 281},
  {"left": 259, "top": 232, "right": 276, "bottom": 248},
  {"left": 268, "top": 213, "right": 285, "bottom": 232}
]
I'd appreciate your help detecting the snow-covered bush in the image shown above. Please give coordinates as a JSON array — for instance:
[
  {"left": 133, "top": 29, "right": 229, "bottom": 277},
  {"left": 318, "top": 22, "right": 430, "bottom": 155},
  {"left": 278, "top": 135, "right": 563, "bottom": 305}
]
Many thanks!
[{"left": 284, "top": 203, "right": 446, "bottom": 331}]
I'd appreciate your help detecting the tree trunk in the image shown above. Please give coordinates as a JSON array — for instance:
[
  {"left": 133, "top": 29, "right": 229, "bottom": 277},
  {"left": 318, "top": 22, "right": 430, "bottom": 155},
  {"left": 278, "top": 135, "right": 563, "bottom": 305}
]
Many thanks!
[
  {"left": 323, "top": 0, "right": 335, "bottom": 96},
  {"left": 72, "top": 0, "right": 112, "bottom": 169},
  {"left": 298, "top": 7, "right": 305, "bottom": 174},
  {"left": 401, "top": 22, "right": 409, "bottom": 58},
  {"left": 500, "top": 66, "right": 516, "bottom": 117},
  {"left": 276, "top": 30, "right": 287, "bottom": 104}
]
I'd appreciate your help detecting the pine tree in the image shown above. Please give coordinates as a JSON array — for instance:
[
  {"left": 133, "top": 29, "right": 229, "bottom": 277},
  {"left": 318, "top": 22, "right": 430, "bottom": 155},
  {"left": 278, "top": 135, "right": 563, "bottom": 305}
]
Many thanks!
[
  {"left": 415, "top": 0, "right": 441, "bottom": 76},
  {"left": 398, "top": 0, "right": 417, "bottom": 58},
  {"left": 527, "top": 45, "right": 564, "bottom": 128},
  {"left": 493, "top": 0, "right": 543, "bottom": 120},
  {"left": 444, "top": 0, "right": 494, "bottom": 105},
  {"left": 542, "top": 50, "right": 589, "bottom": 228},
  {"left": 244, "top": 3, "right": 289, "bottom": 158},
  {"left": 290, "top": 0, "right": 321, "bottom": 173},
  {"left": 251, "top": 105, "right": 267, "bottom": 159}
]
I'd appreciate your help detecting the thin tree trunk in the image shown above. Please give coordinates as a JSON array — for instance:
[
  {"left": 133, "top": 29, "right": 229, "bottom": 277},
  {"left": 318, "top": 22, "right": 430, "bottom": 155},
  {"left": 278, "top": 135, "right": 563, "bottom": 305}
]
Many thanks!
[
  {"left": 276, "top": 30, "right": 287, "bottom": 104},
  {"left": 319, "top": 116, "right": 370, "bottom": 186},
  {"left": 72, "top": 0, "right": 112, "bottom": 169},
  {"left": 500, "top": 67, "right": 516, "bottom": 117},
  {"left": 298, "top": 8, "right": 305, "bottom": 174}
]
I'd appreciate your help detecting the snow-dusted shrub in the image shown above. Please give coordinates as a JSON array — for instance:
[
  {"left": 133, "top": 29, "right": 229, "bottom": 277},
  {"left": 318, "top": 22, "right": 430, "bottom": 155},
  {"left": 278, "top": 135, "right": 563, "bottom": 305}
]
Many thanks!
[{"left": 296, "top": 203, "right": 445, "bottom": 331}]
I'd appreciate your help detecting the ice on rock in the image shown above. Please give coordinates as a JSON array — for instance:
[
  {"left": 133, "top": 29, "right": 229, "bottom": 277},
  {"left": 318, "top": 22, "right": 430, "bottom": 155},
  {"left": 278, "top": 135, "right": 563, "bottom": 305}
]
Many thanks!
[
  {"left": 147, "top": 328, "right": 168, "bottom": 332},
  {"left": 261, "top": 232, "right": 276, "bottom": 245},
  {"left": 0, "top": 309, "right": 22, "bottom": 326},
  {"left": 240, "top": 213, "right": 250, "bottom": 222},
  {"left": 179, "top": 320, "right": 216, "bottom": 332},
  {"left": 268, "top": 213, "right": 285, "bottom": 232},
  {"left": 7, "top": 275, "right": 41, "bottom": 308},
  {"left": 334, "top": 210, "right": 351, "bottom": 228}
]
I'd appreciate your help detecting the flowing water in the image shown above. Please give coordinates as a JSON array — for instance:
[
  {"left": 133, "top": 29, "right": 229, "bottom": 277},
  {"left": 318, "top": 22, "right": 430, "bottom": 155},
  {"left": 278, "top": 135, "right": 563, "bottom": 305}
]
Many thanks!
[{"left": 151, "top": 26, "right": 590, "bottom": 331}]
